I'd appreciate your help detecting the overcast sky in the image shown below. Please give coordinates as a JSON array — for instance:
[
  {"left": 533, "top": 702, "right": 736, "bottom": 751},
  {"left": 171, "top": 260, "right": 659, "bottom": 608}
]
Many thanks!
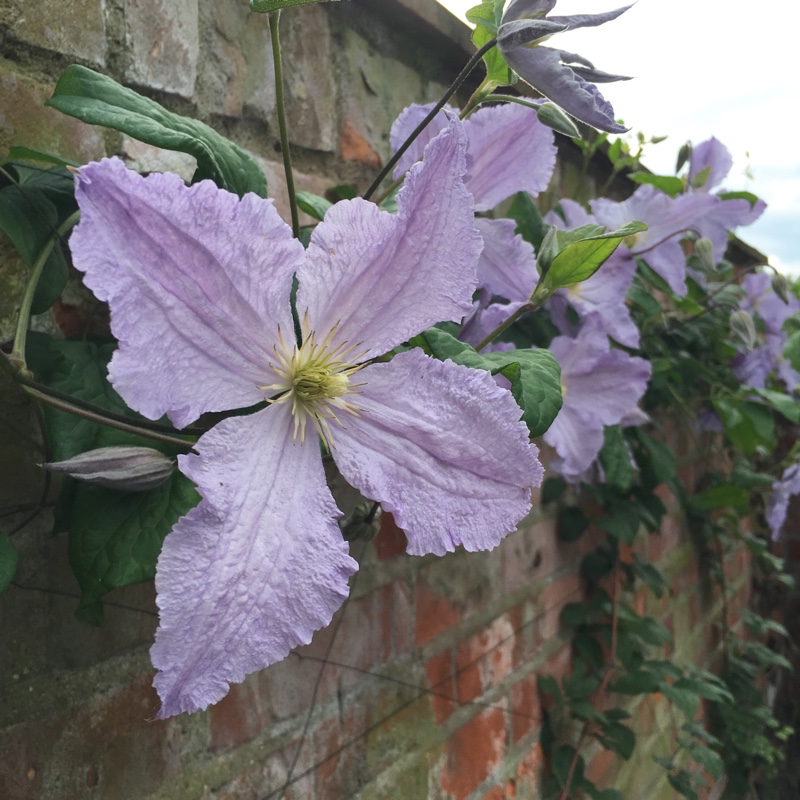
[{"left": 436, "top": 0, "right": 800, "bottom": 275}]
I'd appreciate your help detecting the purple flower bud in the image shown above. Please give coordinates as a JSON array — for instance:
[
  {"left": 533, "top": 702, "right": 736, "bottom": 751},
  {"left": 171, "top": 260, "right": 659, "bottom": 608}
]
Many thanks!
[
  {"left": 42, "top": 446, "right": 175, "bottom": 491},
  {"left": 729, "top": 309, "right": 757, "bottom": 352}
]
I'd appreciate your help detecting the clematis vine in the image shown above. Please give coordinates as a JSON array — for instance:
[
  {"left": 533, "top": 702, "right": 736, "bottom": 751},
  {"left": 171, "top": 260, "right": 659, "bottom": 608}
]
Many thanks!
[
  {"left": 766, "top": 464, "right": 800, "bottom": 541},
  {"left": 543, "top": 314, "right": 651, "bottom": 479},
  {"left": 496, "top": 0, "right": 633, "bottom": 133},
  {"left": 69, "top": 122, "right": 544, "bottom": 716}
]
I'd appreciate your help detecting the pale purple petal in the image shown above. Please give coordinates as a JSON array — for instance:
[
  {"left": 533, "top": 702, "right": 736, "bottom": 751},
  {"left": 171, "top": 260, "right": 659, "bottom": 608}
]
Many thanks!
[
  {"left": 474, "top": 218, "right": 538, "bottom": 301},
  {"left": 694, "top": 197, "right": 767, "bottom": 264},
  {"left": 741, "top": 272, "right": 800, "bottom": 336},
  {"left": 766, "top": 464, "right": 800, "bottom": 540},
  {"left": 549, "top": 5, "right": 633, "bottom": 29},
  {"left": 71, "top": 158, "right": 300, "bottom": 428},
  {"left": 151, "top": 404, "right": 357, "bottom": 717},
  {"left": 503, "top": 0, "right": 557, "bottom": 23},
  {"left": 555, "top": 250, "right": 639, "bottom": 346},
  {"left": 389, "top": 103, "right": 452, "bottom": 180},
  {"left": 731, "top": 344, "right": 773, "bottom": 390},
  {"left": 464, "top": 103, "right": 557, "bottom": 211},
  {"left": 499, "top": 45, "right": 626, "bottom": 134},
  {"left": 544, "top": 198, "right": 595, "bottom": 228},
  {"left": 460, "top": 300, "right": 526, "bottom": 351},
  {"left": 298, "top": 121, "right": 481, "bottom": 360},
  {"left": 331, "top": 349, "right": 543, "bottom": 556},
  {"left": 592, "top": 186, "right": 719, "bottom": 296},
  {"left": 688, "top": 137, "right": 732, "bottom": 191},
  {"left": 544, "top": 316, "right": 651, "bottom": 477}
]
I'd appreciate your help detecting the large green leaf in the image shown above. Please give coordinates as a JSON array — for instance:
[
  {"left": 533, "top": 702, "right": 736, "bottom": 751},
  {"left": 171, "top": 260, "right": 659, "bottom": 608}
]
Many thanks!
[
  {"left": 599, "top": 425, "right": 635, "bottom": 492},
  {"left": 409, "top": 327, "right": 562, "bottom": 437},
  {"left": 628, "top": 172, "right": 684, "bottom": 198},
  {"left": 26, "top": 335, "right": 199, "bottom": 622},
  {"left": 47, "top": 65, "right": 267, "bottom": 198},
  {"left": 508, "top": 191, "right": 548, "bottom": 251},
  {"left": 713, "top": 396, "right": 776, "bottom": 456}
]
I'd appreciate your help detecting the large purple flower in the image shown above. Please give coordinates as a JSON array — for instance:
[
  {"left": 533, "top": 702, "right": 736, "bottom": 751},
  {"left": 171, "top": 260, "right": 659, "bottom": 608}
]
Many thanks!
[
  {"left": 496, "top": 0, "right": 633, "bottom": 133},
  {"left": 543, "top": 315, "right": 651, "bottom": 479},
  {"left": 70, "top": 123, "right": 543, "bottom": 716}
]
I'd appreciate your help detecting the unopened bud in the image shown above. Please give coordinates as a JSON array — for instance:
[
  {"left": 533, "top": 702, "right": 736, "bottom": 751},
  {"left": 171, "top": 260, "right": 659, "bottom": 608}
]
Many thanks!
[
  {"left": 694, "top": 237, "right": 715, "bottom": 272},
  {"left": 730, "top": 309, "right": 757, "bottom": 351},
  {"left": 42, "top": 446, "right": 174, "bottom": 491},
  {"left": 772, "top": 272, "right": 791, "bottom": 305},
  {"left": 536, "top": 103, "right": 581, "bottom": 139},
  {"left": 339, "top": 502, "right": 382, "bottom": 542},
  {"left": 676, "top": 142, "right": 691, "bottom": 173},
  {"left": 537, "top": 225, "right": 560, "bottom": 276}
]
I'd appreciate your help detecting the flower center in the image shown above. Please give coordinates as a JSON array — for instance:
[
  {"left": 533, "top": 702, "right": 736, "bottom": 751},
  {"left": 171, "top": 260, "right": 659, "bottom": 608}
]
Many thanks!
[{"left": 261, "top": 323, "right": 365, "bottom": 448}]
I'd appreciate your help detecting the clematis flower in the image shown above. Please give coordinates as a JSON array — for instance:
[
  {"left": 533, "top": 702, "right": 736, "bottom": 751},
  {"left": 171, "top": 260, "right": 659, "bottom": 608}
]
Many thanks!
[
  {"left": 592, "top": 185, "right": 719, "bottom": 296},
  {"left": 70, "top": 123, "right": 544, "bottom": 716},
  {"left": 543, "top": 314, "right": 651, "bottom": 479},
  {"left": 739, "top": 271, "right": 799, "bottom": 337},
  {"left": 766, "top": 464, "right": 800, "bottom": 541},
  {"left": 496, "top": 0, "right": 633, "bottom": 133},
  {"left": 391, "top": 101, "right": 555, "bottom": 299}
]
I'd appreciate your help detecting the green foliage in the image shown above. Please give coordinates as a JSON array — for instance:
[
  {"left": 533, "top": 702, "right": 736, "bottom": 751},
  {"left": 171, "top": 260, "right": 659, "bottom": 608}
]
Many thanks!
[
  {"left": 409, "top": 326, "right": 563, "bottom": 437},
  {"left": 466, "top": 1, "right": 515, "bottom": 88},
  {"left": 295, "top": 191, "right": 332, "bottom": 221},
  {"left": 26, "top": 334, "right": 199, "bottom": 622},
  {"left": 47, "top": 65, "right": 267, "bottom": 197},
  {"left": 0, "top": 163, "right": 75, "bottom": 313}
]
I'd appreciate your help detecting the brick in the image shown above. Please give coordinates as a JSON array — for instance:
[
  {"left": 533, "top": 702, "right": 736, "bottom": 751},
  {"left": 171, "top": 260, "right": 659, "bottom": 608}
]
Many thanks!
[
  {"left": 340, "top": 120, "right": 382, "bottom": 169},
  {"left": 209, "top": 674, "right": 272, "bottom": 753},
  {"left": 500, "top": 517, "right": 562, "bottom": 594},
  {"left": 509, "top": 674, "right": 542, "bottom": 744},
  {"left": 390, "top": 579, "right": 415, "bottom": 658},
  {"left": 7, "top": 0, "right": 107, "bottom": 66},
  {"left": 0, "top": 60, "right": 106, "bottom": 164},
  {"left": 374, "top": 512, "right": 408, "bottom": 561},
  {"left": 313, "top": 706, "right": 369, "bottom": 799},
  {"left": 456, "top": 610, "right": 520, "bottom": 705},
  {"left": 439, "top": 708, "right": 507, "bottom": 800},
  {"left": 415, "top": 582, "right": 462, "bottom": 648},
  {"left": 514, "top": 743, "right": 544, "bottom": 795},
  {"left": 125, "top": 0, "right": 200, "bottom": 99},
  {"left": 538, "top": 574, "right": 583, "bottom": 642}
]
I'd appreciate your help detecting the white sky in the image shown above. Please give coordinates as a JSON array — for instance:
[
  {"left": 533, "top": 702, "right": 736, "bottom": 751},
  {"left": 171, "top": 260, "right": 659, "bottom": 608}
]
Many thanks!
[{"left": 436, "top": 0, "right": 800, "bottom": 275}]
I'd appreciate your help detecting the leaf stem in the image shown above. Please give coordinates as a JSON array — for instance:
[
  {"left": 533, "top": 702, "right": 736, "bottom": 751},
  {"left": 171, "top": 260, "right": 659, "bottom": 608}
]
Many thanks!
[
  {"left": 21, "top": 383, "right": 196, "bottom": 451},
  {"left": 362, "top": 38, "right": 498, "bottom": 202},
  {"left": 269, "top": 10, "right": 300, "bottom": 239},
  {"left": 11, "top": 210, "right": 80, "bottom": 367}
]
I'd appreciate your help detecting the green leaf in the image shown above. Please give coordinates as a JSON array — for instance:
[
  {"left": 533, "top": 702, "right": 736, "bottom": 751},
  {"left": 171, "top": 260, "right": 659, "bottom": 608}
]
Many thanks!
[
  {"left": 552, "top": 745, "right": 582, "bottom": 788},
  {"left": 730, "top": 460, "right": 775, "bottom": 489},
  {"left": 718, "top": 190, "right": 760, "bottom": 208},
  {"left": 683, "top": 740, "right": 723, "bottom": 780},
  {"left": 0, "top": 180, "right": 70, "bottom": 313},
  {"left": 538, "top": 674, "right": 562, "bottom": 700},
  {"left": 0, "top": 532, "right": 19, "bottom": 593},
  {"left": 541, "top": 476, "right": 567, "bottom": 504},
  {"left": 713, "top": 397, "right": 776, "bottom": 455},
  {"left": 692, "top": 483, "right": 749, "bottom": 513},
  {"left": 596, "top": 722, "right": 635, "bottom": 759},
  {"left": 295, "top": 191, "right": 332, "bottom": 221},
  {"left": 558, "top": 506, "right": 588, "bottom": 542},
  {"left": 408, "top": 327, "right": 563, "bottom": 437},
  {"left": 628, "top": 172, "right": 684, "bottom": 198},
  {"left": 667, "top": 769, "right": 700, "bottom": 800},
  {"left": 599, "top": 425, "right": 635, "bottom": 492},
  {"left": 467, "top": 2, "right": 514, "bottom": 87},
  {"left": 4, "top": 146, "right": 80, "bottom": 168},
  {"left": 508, "top": 191, "right": 548, "bottom": 251},
  {"left": 250, "top": 0, "right": 337, "bottom": 9},
  {"left": 662, "top": 685, "right": 699, "bottom": 719},
  {"left": 538, "top": 221, "right": 647, "bottom": 293},
  {"left": 596, "top": 503, "right": 640, "bottom": 543},
  {"left": 754, "top": 388, "right": 800, "bottom": 423},
  {"left": 47, "top": 65, "right": 267, "bottom": 198},
  {"left": 70, "top": 471, "right": 199, "bottom": 624},
  {"left": 611, "top": 669, "right": 661, "bottom": 694}
]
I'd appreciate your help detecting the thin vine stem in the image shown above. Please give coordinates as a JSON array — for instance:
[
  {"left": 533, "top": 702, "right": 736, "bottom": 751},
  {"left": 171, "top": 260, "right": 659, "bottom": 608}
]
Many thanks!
[
  {"left": 472, "top": 301, "right": 535, "bottom": 353},
  {"left": 362, "top": 38, "right": 498, "bottom": 203},
  {"left": 269, "top": 10, "right": 300, "bottom": 239},
  {"left": 11, "top": 210, "right": 80, "bottom": 366}
]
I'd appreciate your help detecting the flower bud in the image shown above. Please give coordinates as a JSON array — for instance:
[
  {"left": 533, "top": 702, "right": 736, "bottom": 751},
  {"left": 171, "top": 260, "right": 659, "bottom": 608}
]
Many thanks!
[
  {"left": 676, "top": 142, "right": 691, "bottom": 173},
  {"left": 42, "top": 446, "right": 175, "bottom": 491},
  {"left": 339, "top": 502, "right": 382, "bottom": 542},
  {"left": 535, "top": 103, "right": 581, "bottom": 139},
  {"left": 729, "top": 309, "right": 757, "bottom": 352},
  {"left": 772, "top": 272, "right": 791, "bottom": 305},
  {"left": 694, "top": 237, "right": 715, "bottom": 272}
]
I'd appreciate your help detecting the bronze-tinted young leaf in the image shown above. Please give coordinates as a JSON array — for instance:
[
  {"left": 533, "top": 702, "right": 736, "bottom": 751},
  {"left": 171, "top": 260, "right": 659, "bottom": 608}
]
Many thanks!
[{"left": 47, "top": 66, "right": 267, "bottom": 198}]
